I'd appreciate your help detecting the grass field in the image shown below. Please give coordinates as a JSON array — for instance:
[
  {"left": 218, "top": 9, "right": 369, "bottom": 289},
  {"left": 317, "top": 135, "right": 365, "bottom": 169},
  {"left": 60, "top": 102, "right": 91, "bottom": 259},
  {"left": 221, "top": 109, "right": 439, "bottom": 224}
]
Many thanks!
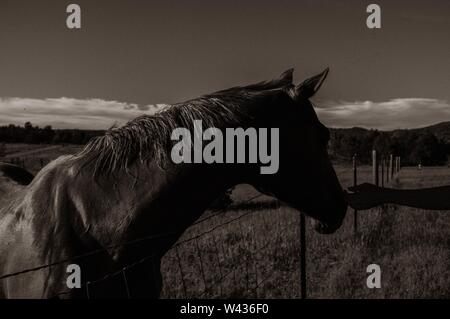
[
  {"left": 1, "top": 143, "right": 450, "bottom": 298},
  {"left": 0, "top": 143, "right": 83, "bottom": 174}
]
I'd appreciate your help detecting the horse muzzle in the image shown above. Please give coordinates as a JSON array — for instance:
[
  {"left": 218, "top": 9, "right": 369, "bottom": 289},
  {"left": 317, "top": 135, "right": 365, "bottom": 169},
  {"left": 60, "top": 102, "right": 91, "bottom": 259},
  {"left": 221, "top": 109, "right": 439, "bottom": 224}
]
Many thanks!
[
  {"left": 310, "top": 219, "right": 341, "bottom": 234},
  {"left": 309, "top": 201, "right": 347, "bottom": 234}
]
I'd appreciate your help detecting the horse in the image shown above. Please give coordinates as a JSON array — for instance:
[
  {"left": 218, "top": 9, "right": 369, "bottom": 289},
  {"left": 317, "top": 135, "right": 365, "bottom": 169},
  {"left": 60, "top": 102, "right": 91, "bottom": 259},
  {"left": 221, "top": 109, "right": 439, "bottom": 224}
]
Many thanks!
[{"left": 0, "top": 67, "right": 347, "bottom": 298}]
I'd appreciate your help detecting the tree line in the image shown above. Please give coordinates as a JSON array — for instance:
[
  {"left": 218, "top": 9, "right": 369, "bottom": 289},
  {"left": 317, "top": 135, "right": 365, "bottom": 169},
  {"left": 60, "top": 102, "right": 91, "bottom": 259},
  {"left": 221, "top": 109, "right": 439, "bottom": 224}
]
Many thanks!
[
  {"left": 329, "top": 127, "right": 449, "bottom": 166},
  {"left": 1, "top": 122, "right": 449, "bottom": 166},
  {"left": 0, "top": 122, "right": 103, "bottom": 145}
]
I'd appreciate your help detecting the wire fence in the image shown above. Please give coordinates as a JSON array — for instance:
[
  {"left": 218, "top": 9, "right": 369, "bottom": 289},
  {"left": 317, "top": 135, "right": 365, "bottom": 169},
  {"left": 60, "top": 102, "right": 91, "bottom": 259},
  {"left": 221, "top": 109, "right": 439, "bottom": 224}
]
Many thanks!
[{"left": 0, "top": 150, "right": 402, "bottom": 299}]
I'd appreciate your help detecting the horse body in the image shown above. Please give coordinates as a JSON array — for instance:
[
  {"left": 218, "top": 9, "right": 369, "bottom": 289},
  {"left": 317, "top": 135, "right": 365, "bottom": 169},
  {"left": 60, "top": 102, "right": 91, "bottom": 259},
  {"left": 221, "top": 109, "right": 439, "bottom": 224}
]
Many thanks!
[
  {"left": 0, "top": 157, "right": 84, "bottom": 298},
  {"left": 0, "top": 68, "right": 347, "bottom": 298},
  {"left": 1, "top": 155, "right": 239, "bottom": 298}
]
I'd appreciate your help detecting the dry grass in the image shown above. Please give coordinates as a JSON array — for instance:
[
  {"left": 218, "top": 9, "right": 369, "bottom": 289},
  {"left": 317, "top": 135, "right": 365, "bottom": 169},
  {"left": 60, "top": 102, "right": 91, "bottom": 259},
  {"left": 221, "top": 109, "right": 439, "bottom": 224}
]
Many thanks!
[{"left": 0, "top": 143, "right": 83, "bottom": 174}]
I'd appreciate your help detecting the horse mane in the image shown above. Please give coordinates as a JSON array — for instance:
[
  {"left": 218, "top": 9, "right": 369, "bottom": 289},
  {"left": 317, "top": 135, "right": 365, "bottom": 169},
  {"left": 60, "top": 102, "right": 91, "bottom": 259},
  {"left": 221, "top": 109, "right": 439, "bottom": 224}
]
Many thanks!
[{"left": 71, "top": 70, "right": 293, "bottom": 176}]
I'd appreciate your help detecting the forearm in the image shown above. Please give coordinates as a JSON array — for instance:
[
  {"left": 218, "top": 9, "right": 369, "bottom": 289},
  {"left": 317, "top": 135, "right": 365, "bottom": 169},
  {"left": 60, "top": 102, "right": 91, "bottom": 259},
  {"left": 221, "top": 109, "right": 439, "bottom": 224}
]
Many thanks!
[{"left": 383, "top": 186, "right": 450, "bottom": 210}]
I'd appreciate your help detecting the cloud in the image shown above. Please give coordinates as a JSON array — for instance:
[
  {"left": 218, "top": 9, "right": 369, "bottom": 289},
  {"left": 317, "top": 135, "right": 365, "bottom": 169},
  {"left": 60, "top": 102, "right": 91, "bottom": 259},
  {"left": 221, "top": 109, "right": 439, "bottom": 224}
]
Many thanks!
[
  {"left": 315, "top": 98, "right": 450, "bottom": 130},
  {"left": 1, "top": 97, "right": 449, "bottom": 131},
  {"left": 0, "top": 97, "right": 167, "bottom": 130}
]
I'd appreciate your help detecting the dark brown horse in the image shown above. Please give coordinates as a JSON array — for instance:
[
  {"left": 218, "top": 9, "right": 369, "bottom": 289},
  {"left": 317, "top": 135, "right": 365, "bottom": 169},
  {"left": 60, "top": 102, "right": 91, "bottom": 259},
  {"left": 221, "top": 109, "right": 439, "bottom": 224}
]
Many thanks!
[{"left": 0, "top": 68, "right": 347, "bottom": 298}]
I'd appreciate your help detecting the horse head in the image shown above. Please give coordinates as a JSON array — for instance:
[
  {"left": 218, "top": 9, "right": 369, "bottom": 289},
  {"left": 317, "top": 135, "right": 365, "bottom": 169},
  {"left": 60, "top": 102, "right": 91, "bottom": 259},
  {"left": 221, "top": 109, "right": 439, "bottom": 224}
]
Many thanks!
[{"left": 249, "top": 68, "right": 347, "bottom": 234}]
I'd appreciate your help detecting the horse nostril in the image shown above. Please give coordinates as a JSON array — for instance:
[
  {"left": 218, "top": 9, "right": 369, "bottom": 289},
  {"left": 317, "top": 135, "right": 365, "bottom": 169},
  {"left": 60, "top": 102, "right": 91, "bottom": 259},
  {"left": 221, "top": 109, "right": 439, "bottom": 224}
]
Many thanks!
[
  {"left": 311, "top": 219, "right": 328, "bottom": 233},
  {"left": 315, "top": 222, "right": 332, "bottom": 234},
  {"left": 310, "top": 216, "right": 342, "bottom": 234}
]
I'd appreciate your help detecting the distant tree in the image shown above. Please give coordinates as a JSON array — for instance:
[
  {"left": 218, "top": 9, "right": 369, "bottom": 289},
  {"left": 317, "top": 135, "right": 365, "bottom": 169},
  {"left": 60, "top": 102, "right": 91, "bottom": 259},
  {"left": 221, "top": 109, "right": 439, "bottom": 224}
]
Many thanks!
[
  {"left": 373, "top": 133, "right": 391, "bottom": 157},
  {"left": 41, "top": 125, "right": 55, "bottom": 143},
  {"left": 0, "top": 143, "right": 5, "bottom": 158},
  {"left": 24, "top": 122, "right": 33, "bottom": 130},
  {"left": 409, "top": 133, "right": 447, "bottom": 165}
]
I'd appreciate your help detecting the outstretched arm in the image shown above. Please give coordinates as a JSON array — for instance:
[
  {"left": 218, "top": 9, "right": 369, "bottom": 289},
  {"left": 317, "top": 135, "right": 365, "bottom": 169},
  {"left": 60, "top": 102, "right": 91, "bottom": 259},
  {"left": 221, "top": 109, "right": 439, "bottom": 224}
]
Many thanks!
[{"left": 347, "top": 183, "right": 450, "bottom": 210}]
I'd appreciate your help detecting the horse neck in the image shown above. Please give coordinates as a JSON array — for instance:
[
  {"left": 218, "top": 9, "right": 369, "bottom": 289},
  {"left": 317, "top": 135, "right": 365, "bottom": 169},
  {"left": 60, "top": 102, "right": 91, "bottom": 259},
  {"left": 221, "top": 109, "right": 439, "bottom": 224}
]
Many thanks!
[
  {"left": 91, "top": 159, "right": 242, "bottom": 261},
  {"left": 88, "top": 103, "right": 265, "bottom": 259}
]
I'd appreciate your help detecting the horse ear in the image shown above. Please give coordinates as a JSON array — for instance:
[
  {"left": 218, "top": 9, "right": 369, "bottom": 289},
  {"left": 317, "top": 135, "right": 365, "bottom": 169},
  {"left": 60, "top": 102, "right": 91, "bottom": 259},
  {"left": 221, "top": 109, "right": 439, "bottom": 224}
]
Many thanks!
[
  {"left": 278, "top": 68, "right": 294, "bottom": 86},
  {"left": 294, "top": 67, "right": 329, "bottom": 99}
]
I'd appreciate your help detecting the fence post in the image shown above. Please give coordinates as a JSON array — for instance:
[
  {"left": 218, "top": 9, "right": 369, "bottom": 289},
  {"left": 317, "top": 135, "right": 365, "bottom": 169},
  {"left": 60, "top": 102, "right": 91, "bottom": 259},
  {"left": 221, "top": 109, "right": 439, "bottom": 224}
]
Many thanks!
[
  {"left": 300, "top": 212, "right": 307, "bottom": 299},
  {"left": 372, "top": 150, "right": 379, "bottom": 186},
  {"left": 385, "top": 158, "right": 388, "bottom": 184},
  {"left": 352, "top": 154, "right": 358, "bottom": 235},
  {"left": 381, "top": 157, "right": 385, "bottom": 188},
  {"left": 86, "top": 281, "right": 91, "bottom": 299},
  {"left": 389, "top": 154, "right": 394, "bottom": 181}
]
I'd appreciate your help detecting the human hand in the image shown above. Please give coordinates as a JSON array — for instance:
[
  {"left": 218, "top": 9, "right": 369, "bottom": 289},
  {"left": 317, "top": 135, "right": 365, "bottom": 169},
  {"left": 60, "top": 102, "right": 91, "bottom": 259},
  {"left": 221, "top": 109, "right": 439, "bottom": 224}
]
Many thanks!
[{"left": 345, "top": 183, "right": 385, "bottom": 210}]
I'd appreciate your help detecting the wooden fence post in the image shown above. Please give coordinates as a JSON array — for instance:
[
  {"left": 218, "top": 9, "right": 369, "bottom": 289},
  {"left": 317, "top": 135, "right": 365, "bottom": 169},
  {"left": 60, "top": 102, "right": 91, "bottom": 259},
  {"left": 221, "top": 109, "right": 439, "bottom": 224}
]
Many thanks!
[
  {"left": 353, "top": 154, "right": 358, "bottom": 235},
  {"left": 389, "top": 154, "right": 394, "bottom": 181},
  {"left": 381, "top": 157, "right": 385, "bottom": 188},
  {"left": 386, "top": 158, "right": 389, "bottom": 183},
  {"left": 394, "top": 157, "right": 396, "bottom": 174},
  {"left": 300, "top": 212, "right": 307, "bottom": 299},
  {"left": 372, "top": 150, "right": 379, "bottom": 186}
]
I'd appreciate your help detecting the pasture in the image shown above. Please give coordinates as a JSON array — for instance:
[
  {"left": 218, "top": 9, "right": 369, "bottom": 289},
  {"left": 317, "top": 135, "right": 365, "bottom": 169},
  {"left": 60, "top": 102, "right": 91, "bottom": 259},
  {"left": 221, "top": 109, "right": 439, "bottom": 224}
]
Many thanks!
[
  {"left": 0, "top": 144, "right": 83, "bottom": 174},
  {"left": 1, "top": 143, "right": 449, "bottom": 298}
]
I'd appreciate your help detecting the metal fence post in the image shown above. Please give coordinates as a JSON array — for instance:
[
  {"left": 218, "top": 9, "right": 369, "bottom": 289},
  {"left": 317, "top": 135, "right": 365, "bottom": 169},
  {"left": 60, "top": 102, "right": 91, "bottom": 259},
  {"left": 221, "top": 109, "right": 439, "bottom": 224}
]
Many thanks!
[{"left": 300, "top": 212, "right": 306, "bottom": 299}]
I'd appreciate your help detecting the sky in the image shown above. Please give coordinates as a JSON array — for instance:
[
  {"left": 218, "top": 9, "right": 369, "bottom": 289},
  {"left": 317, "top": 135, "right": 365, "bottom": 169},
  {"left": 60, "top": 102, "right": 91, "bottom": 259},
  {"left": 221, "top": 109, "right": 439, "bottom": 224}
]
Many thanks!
[{"left": 0, "top": 0, "right": 449, "bottom": 130}]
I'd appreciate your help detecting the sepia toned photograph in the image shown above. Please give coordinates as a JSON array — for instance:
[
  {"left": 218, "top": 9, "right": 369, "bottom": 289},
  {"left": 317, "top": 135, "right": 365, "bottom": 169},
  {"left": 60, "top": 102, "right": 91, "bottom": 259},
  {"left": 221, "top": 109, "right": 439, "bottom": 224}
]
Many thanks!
[{"left": 0, "top": 0, "right": 449, "bottom": 306}]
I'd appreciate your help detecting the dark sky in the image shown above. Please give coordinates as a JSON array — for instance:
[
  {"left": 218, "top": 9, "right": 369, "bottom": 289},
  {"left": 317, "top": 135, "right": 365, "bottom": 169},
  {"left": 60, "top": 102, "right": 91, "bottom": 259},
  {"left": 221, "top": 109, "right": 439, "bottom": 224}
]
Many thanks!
[{"left": 0, "top": 0, "right": 449, "bottom": 129}]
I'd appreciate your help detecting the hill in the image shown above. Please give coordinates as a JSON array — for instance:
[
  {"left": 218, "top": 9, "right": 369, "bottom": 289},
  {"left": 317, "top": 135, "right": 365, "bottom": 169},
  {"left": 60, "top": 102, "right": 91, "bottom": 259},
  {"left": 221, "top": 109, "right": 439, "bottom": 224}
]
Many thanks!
[
  {"left": 415, "top": 121, "right": 450, "bottom": 144},
  {"left": 329, "top": 122, "right": 450, "bottom": 165}
]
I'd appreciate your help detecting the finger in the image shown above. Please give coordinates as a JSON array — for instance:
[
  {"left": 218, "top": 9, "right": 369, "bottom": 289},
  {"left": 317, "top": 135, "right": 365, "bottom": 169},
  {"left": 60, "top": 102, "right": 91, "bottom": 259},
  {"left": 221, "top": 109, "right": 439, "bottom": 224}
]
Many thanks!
[{"left": 347, "top": 186, "right": 360, "bottom": 192}]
